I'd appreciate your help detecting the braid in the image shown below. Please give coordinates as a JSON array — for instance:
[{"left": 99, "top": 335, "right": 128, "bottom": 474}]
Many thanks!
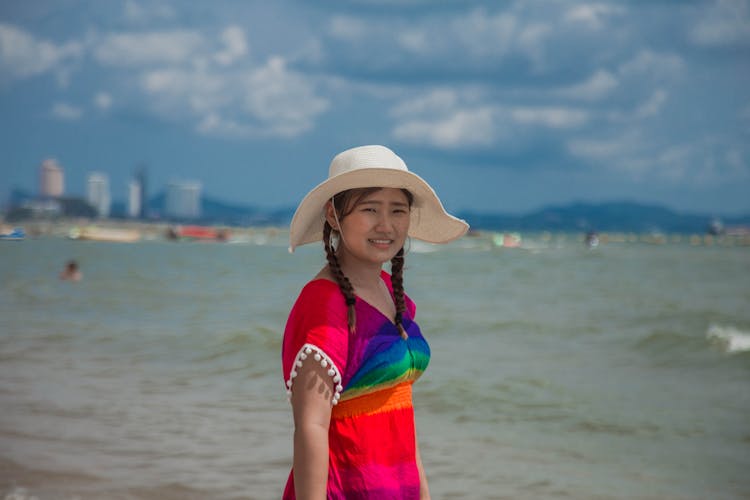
[
  {"left": 390, "top": 247, "right": 408, "bottom": 339},
  {"left": 323, "top": 221, "right": 357, "bottom": 335}
]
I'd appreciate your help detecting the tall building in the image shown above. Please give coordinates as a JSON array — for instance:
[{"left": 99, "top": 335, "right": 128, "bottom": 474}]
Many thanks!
[
  {"left": 165, "top": 180, "right": 202, "bottom": 219},
  {"left": 39, "top": 159, "right": 64, "bottom": 197},
  {"left": 128, "top": 179, "right": 142, "bottom": 218},
  {"left": 135, "top": 166, "right": 148, "bottom": 218},
  {"left": 87, "top": 172, "right": 111, "bottom": 218}
]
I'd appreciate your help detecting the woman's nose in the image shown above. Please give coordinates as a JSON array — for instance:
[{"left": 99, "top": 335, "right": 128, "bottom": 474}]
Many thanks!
[{"left": 375, "top": 212, "right": 392, "bottom": 229}]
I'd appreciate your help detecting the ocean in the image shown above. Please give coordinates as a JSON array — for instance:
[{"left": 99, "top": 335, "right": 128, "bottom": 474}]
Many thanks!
[{"left": 1, "top": 232, "right": 748, "bottom": 499}]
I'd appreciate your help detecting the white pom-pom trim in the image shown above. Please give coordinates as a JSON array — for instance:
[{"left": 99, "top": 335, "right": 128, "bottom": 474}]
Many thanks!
[{"left": 285, "top": 343, "right": 343, "bottom": 406}]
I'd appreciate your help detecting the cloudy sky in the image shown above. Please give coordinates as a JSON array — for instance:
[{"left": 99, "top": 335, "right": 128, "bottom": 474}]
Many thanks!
[{"left": 1, "top": 0, "right": 748, "bottom": 215}]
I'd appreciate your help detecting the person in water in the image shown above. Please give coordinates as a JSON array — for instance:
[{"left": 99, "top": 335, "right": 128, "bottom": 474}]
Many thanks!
[
  {"left": 59, "top": 260, "right": 82, "bottom": 281},
  {"left": 281, "top": 145, "right": 469, "bottom": 499}
]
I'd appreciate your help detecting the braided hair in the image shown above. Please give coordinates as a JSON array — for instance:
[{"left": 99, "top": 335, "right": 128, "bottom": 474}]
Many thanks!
[{"left": 324, "top": 188, "right": 413, "bottom": 337}]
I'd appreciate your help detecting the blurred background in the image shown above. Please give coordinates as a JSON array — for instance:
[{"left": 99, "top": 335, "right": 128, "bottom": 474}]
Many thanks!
[
  {"left": 1, "top": 0, "right": 749, "bottom": 217},
  {"left": 1, "top": 1, "right": 749, "bottom": 499}
]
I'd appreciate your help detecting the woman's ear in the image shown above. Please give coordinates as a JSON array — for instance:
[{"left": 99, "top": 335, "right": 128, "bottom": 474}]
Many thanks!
[{"left": 325, "top": 200, "right": 339, "bottom": 230}]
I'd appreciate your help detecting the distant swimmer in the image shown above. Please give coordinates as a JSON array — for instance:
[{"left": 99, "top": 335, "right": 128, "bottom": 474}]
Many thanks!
[{"left": 59, "top": 260, "right": 82, "bottom": 281}]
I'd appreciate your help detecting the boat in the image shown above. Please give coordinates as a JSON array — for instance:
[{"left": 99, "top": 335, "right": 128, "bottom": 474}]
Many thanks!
[
  {"left": 166, "top": 225, "right": 230, "bottom": 242},
  {"left": 68, "top": 226, "right": 141, "bottom": 243},
  {"left": 0, "top": 226, "right": 25, "bottom": 241},
  {"left": 492, "top": 232, "right": 522, "bottom": 248},
  {"left": 585, "top": 231, "right": 599, "bottom": 249}
]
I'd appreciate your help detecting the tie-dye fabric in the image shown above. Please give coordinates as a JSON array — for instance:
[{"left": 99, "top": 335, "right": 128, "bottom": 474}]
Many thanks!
[{"left": 282, "top": 271, "right": 430, "bottom": 499}]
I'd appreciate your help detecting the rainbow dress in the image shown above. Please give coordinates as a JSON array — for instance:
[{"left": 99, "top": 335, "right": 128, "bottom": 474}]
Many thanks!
[{"left": 281, "top": 271, "right": 430, "bottom": 499}]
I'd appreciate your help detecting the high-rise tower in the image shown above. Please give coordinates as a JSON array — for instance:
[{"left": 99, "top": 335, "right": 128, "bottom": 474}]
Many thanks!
[
  {"left": 128, "top": 179, "right": 142, "bottom": 218},
  {"left": 136, "top": 166, "right": 147, "bottom": 218},
  {"left": 87, "top": 172, "right": 111, "bottom": 218},
  {"left": 165, "top": 180, "right": 202, "bottom": 219},
  {"left": 39, "top": 159, "right": 64, "bottom": 197}
]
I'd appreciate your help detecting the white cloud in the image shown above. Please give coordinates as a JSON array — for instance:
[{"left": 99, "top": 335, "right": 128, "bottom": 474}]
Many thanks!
[
  {"left": 389, "top": 88, "right": 498, "bottom": 149},
  {"left": 95, "top": 31, "right": 205, "bottom": 66},
  {"left": 511, "top": 106, "right": 588, "bottom": 128},
  {"left": 393, "top": 108, "right": 495, "bottom": 148},
  {"left": 197, "top": 112, "right": 255, "bottom": 138},
  {"left": 568, "top": 136, "right": 623, "bottom": 160},
  {"left": 242, "top": 57, "right": 329, "bottom": 137},
  {"left": 329, "top": 16, "right": 369, "bottom": 41},
  {"left": 398, "top": 30, "right": 429, "bottom": 54},
  {"left": 618, "top": 50, "right": 684, "bottom": 80},
  {"left": 452, "top": 8, "right": 517, "bottom": 59},
  {"left": 142, "top": 67, "right": 227, "bottom": 114},
  {"left": 569, "top": 131, "right": 748, "bottom": 184},
  {"left": 557, "top": 70, "right": 619, "bottom": 101},
  {"left": 391, "top": 89, "right": 460, "bottom": 117},
  {"left": 214, "top": 26, "right": 248, "bottom": 66},
  {"left": 389, "top": 86, "right": 588, "bottom": 149},
  {"left": 517, "top": 23, "right": 552, "bottom": 72},
  {"left": 724, "top": 148, "right": 749, "bottom": 177},
  {"left": 0, "top": 23, "right": 82, "bottom": 81},
  {"left": 124, "top": 0, "right": 175, "bottom": 23},
  {"left": 94, "top": 92, "right": 113, "bottom": 110},
  {"left": 690, "top": 0, "right": 750, "bottom": 47},
  {"left": 51, "top": 102, "right": 83, "bottom": 120},
  {"left": 564, "top": 4, "right": 626, "bottom": 30},
  {"left": 634, "top": 89, "right": 668, "bottom": 119},
  {"left": 141, "top": 56, "right": 327, "bottom": 138}
]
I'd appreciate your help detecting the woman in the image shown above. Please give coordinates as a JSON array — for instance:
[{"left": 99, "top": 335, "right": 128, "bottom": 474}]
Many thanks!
[{"left": 282, "top": 145, "right": 468, "bottom": 499}]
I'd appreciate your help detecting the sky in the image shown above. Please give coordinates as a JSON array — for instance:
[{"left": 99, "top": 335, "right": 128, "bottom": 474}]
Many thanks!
[{"left": 0, "top": 0, "right": 749, "bottom": 216}]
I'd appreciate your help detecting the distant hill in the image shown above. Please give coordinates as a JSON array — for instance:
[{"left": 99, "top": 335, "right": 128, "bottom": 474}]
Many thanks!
[
  {"left": 7, "top": 187, "right": 750, "bottom": 233},
  {"left": 179, "top": 197, "right": 749, "bottom": 233},
  {"left": 458, "top": 201, "right": 750, "bottom": 233}
]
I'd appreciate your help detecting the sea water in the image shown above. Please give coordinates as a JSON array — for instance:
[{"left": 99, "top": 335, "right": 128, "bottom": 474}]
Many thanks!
[{"left": 1, "top": 233, "right": 748, "bottom": 499}]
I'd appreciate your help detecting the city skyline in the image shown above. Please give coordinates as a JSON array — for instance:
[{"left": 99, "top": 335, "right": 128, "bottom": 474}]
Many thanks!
[
  {"left": 22, "top": 157, "right": 205, "bottom": 219},
  {"left": 1, "top": 1, "right": 749, "bottom": 217}
]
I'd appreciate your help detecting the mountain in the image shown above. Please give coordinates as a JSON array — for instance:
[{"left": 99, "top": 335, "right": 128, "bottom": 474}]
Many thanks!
[
  {"left": 7, "top": 187, "right": 750, "bottom": 233},
  {"left": 459, "top": 201, "right": 750, "bottom": 233},
  {"left": 180, "top": 198, "right": 749, "bottom": 233},
  {"left": 111, "top": 192, "right": 293, "bottom": 226}
]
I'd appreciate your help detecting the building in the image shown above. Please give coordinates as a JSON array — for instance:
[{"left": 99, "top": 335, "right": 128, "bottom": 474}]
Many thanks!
[
  {"left": 39, "top": 159, "right": 64, "bottom": 197},
  {"left": 128, "top": 179, "right": 142, "bottom": 218},
  {"left": 135, "top": 166, "right": 147, "bottom": 218},
  {"left": 87, "top": 172, "right": 111, "bottom": 218},
  {"left": 165, "top": 180, "right": 202, "bottom": 219}
]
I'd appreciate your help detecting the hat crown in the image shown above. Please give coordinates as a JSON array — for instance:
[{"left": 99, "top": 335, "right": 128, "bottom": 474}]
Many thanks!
[{"left": 329, "top": 145, "right": 408, "bottom": 178}]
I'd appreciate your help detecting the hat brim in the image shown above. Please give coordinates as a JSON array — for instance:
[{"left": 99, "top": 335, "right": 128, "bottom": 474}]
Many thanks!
[{"left": 289, "top": 168, "right": 469, "bottom": 252}]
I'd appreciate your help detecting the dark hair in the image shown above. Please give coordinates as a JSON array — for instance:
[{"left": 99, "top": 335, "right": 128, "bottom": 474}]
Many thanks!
[{"left": 323, "top": 188, "right": 413, "bottom": 337}]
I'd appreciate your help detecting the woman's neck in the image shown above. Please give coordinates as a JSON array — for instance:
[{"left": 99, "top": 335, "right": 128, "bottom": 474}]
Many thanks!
[{"left": 336, "top": 254, "right": 383, "bottom": 290}]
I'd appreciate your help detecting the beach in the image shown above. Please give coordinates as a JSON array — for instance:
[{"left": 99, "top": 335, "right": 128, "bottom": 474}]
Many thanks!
[{"left": 1, "top": 231, "right": 749, "bottom": 499}]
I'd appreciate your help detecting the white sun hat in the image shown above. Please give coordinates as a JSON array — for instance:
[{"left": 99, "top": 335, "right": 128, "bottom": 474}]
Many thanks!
[{"left": 289, "top": 145, "right": 469, "bottom": 252}]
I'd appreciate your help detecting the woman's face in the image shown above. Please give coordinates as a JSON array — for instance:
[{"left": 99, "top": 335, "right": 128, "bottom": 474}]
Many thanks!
[{"left": 331, "top": 188, "right": 411, "bottom": 267}]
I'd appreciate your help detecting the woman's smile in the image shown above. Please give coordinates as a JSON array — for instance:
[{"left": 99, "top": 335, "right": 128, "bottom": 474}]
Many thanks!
[
  {"left": 368, "top": 237, "right": 394, "bottom": 248},
  {"left": 333, "top": 187, "right": 411, "bottom": 266}
]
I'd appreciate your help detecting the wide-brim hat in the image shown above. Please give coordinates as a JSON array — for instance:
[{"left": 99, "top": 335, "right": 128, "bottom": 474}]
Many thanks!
[{"left": 289, "top": 145, "right": 469, "bottom": 252}]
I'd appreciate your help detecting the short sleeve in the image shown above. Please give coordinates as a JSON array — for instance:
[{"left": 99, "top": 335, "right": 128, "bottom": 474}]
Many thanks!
[{"left": 281, "top": 279, "right": 349, "bottom": 405}]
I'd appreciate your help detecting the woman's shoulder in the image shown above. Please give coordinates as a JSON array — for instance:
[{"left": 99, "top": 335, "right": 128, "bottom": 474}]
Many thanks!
[
  {"left": 293, "top": 277, "right": 345, "bottom": 314},
  {"left": 300, "top": 276, "right": 339, "bottom": 296}
]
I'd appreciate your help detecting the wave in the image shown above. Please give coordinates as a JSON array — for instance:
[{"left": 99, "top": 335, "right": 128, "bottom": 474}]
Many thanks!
[{"left": 706, "top": 324, "right": 750, "bottom": 354}]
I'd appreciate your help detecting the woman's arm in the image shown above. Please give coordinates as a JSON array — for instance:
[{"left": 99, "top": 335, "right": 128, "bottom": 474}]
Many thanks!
[
  {"left": 290, "top": 358, "right": 335, "bottom": 500},
  {"left": 415, "top": 426, "right": 431, "bottom": 499}
]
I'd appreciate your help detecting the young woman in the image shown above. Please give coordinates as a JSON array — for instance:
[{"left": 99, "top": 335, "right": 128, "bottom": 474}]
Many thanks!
[{"left": 282, "top": 145, "right": 468, "bottom": 499}]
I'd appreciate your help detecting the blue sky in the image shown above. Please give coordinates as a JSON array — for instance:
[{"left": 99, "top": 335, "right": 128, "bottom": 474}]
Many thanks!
[{"left": 1, "top": 0, "right": 748, "bottom": 215}]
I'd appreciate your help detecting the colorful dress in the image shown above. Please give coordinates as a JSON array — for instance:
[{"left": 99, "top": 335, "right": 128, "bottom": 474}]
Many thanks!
[{"left": 281, "top": 271, "right": 430, "bottom": 499}]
